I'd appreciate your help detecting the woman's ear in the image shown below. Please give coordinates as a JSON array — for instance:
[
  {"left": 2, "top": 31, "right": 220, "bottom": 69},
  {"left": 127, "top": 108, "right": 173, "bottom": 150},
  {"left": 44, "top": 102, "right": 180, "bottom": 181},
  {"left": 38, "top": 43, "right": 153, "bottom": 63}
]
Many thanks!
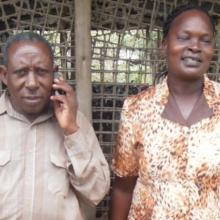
[
  {"left": 0, "top": 65, "right": 8, "bottom": 86},
  {"left": 160, "top": 39, "right": 167, "bottom": 59}
]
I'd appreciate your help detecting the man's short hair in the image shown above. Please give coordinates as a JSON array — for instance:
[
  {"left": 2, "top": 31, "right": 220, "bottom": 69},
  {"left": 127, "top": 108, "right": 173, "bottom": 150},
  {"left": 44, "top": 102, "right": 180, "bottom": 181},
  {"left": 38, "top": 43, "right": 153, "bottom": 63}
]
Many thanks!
[{"left": 2, "top": 32, "right": 54, "bottom": 65}]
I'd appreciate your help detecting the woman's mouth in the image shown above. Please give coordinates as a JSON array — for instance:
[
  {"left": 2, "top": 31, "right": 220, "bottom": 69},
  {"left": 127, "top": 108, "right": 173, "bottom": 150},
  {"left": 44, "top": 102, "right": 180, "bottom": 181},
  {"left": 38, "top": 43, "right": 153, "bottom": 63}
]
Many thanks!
[{"left": 182, "top": 56, "right": 202, "bottom": 67}]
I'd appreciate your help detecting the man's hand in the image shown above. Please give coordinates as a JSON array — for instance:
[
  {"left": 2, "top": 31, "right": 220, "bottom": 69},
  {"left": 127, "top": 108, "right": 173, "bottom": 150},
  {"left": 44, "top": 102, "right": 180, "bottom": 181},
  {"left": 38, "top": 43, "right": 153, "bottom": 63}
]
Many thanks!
[{"left": 50, "top": 78, "right": 79, "bottom": 135}]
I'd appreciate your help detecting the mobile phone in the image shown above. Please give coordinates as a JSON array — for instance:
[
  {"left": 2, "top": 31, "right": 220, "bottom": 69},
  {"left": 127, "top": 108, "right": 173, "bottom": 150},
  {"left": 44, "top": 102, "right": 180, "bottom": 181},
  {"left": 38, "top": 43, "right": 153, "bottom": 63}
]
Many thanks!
[{"left": 53, "top": 72, "right": 65, "bottom": 95}]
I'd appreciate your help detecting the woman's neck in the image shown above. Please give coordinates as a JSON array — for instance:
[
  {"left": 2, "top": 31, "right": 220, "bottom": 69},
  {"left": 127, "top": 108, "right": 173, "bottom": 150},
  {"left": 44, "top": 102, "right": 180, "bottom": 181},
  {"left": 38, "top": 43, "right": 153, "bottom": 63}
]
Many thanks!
[
  {"left": 167, "top": 75, "right": 204, "bottom": 97},
  {"left": 167, "top": 74, "right": 205, "bottom": 121}
]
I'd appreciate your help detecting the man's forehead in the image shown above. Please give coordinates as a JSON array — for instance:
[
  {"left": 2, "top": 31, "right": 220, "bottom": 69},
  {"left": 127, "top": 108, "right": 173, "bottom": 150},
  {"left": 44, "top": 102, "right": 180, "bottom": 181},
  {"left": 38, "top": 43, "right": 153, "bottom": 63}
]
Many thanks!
[{"left": 9, "top": 41, "right": 49, "bottom": 53}]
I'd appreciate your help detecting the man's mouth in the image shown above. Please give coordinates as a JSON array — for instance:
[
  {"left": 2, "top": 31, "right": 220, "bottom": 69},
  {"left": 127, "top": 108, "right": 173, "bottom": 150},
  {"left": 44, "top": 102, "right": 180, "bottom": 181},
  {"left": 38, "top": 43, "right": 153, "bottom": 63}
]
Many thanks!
[{"left": 23, "top": 96, "right": 42, "bottom": 104}]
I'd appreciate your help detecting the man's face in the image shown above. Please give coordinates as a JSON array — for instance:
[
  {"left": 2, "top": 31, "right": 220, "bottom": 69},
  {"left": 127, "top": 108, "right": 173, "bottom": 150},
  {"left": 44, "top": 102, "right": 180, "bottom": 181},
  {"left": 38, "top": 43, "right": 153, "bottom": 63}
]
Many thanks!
[
  {"left": 3, "top": 41, "right": 54, "bottom": 121},
  {"left": 162, "top": 10, "right": 214, "bottom": 81}
]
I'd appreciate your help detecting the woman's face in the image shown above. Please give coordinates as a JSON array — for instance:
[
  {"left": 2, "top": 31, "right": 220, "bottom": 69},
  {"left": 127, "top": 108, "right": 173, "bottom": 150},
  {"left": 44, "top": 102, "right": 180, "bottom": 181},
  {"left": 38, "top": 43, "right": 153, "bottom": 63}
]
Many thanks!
[{"left": 162, "top": 9, "right": 214, "bottom": 81}]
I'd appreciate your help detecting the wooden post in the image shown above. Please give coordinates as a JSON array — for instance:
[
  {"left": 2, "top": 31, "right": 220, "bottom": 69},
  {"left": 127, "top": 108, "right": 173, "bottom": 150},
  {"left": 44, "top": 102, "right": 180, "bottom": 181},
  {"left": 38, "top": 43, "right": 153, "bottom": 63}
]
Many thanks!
[
  {"left": 74, "top": 1, "right": 95, "bottom": 220},
  {"left": 74, "top": 0, "right": 92, "bottom": 122}
]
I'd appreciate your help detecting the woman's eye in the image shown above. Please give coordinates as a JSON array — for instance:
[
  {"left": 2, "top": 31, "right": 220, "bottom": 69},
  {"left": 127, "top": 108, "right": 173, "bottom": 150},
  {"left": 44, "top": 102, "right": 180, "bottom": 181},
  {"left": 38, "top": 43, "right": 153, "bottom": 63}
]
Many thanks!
[
  {"left": 201, "top": 38, "right": 212, "bottom": 44},
  {"left": 177, "top": 35, "right": 189, "bottom": 40}
]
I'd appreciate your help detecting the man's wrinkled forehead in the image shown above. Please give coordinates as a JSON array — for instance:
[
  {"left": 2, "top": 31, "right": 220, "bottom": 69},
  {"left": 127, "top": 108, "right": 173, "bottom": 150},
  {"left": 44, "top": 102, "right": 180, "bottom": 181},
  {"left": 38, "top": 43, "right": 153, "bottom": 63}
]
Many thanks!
[{"left": 4, "top": 39, "right": 54, "bottom": 66}]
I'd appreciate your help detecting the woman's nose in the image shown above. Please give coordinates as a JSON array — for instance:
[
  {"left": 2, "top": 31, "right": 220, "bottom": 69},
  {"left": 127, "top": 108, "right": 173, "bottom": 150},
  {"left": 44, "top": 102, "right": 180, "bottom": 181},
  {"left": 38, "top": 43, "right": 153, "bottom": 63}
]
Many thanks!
[{"left": 188, "top": 38, "right": 201, "bottom": 52}]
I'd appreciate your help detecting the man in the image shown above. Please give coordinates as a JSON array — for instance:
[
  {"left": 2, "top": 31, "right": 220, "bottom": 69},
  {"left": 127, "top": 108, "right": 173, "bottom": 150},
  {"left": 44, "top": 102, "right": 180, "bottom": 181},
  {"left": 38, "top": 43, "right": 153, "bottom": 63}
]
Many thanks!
[{"left": 0, "top": 32, "right": 110, "bottom": 220}]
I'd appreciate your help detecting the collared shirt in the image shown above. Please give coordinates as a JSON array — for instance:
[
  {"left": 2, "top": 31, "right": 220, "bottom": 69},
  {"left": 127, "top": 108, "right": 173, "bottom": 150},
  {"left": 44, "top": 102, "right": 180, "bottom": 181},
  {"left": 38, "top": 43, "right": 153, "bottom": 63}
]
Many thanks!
[
  {"left": 112, "top": 76, "right": 220, "bottom": 220},
  {"left": 0, "top": 92, "right": 110, "bottom": 220}
]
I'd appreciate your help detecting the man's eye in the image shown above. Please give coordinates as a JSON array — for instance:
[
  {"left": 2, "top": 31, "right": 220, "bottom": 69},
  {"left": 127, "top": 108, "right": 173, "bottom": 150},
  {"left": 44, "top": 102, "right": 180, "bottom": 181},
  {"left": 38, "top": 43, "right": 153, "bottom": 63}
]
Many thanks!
[
  {"left": 15, "top": 69, "right": 27, "bottom": 76},
  {"left": 35, "top": 69, "right": 47, "bottom": 76}
]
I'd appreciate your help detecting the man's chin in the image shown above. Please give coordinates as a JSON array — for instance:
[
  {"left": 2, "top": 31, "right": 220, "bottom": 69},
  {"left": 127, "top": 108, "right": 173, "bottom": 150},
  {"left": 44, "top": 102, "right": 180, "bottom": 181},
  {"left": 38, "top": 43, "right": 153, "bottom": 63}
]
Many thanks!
[{"left": 22, "top": 106, "right": 51, "bottom": 121}]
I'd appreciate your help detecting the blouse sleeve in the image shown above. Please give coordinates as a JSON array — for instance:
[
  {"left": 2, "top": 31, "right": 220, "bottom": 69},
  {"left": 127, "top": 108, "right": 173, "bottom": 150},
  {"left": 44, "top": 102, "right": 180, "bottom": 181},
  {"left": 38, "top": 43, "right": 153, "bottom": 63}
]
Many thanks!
[{"left": 112, "top": 97, "right": 139, "bottom": 177}]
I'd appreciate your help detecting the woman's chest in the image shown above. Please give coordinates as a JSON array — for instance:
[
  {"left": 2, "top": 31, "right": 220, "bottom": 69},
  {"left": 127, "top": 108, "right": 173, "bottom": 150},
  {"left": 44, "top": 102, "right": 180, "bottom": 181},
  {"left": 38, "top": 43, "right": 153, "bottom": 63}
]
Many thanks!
[{"left": 138, "top": 120, "right": 220, "bottom": 183}]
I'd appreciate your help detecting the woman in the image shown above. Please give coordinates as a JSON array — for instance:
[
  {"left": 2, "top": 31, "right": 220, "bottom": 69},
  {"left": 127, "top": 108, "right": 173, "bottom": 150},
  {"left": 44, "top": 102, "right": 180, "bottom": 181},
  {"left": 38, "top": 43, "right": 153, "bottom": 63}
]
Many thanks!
[{"left": 109, "top": 4, "right": 220, "bottom": 220}]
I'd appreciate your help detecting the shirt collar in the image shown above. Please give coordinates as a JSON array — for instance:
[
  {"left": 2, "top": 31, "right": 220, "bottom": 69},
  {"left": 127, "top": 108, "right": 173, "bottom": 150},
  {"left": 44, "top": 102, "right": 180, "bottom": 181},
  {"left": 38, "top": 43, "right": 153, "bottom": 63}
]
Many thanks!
[
  {"left": 0, "top": 92, "right": 8, "bottom": 115},
  {"left": 156, "top": 75, "right": 219, "bottom": 112},
  {"left": 203, "top": 75, "right": 220, "bottom": 117}
]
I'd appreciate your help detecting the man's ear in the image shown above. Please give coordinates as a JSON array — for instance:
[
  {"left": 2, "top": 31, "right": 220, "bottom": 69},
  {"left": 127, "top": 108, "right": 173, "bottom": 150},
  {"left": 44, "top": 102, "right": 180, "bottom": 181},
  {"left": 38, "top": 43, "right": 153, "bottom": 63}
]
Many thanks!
[
  {"left": 53, "top": 65, "right": 64, "bottom": 80},
  {"left": 0, "top": 65, "right": 8, "bottom": 86},
  {"left": 53, "top": 65, "right": 58, "bottom": 73}
]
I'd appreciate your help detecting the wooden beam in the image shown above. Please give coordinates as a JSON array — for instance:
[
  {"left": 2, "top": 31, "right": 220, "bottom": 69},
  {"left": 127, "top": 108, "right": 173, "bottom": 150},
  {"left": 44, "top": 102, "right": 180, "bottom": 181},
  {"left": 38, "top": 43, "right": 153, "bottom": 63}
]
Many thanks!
[{"left": 74, "top": 0, "right": 92, "bottom": 121}]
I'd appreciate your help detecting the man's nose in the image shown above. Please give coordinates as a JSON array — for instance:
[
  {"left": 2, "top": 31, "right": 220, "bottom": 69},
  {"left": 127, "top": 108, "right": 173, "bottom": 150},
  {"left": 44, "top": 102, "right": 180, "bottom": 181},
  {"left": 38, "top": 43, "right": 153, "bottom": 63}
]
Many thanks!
[{"left": 25, "top": 72, "right": 39, "bottom": 89}]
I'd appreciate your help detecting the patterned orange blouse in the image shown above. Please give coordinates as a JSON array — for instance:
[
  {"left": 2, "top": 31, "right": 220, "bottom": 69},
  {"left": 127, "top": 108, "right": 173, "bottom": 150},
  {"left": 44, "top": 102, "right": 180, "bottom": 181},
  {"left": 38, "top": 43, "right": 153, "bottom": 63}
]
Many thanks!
[{"left": 112, "top": 76, "right": 220, "bottom": 220}]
